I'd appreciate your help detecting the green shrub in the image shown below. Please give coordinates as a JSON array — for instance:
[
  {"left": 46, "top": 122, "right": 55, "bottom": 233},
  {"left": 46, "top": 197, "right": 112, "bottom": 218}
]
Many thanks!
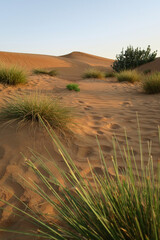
[
  {"left": 116, "top": 70, "right": 142, "bottom": 83},
  {"left": 112, "top": 45, "right": 157, "bottom": 72},
  {"left": 33, "top": 69, "right": 57, "bottom": 76},
  {"left": 0, "top": 94, "right": 73, "bottom": 130},
  {"left": 1, "top": 119, "right": 160, "bottom": 240},
  {"left": 105, "top": 72, "right": 115, "bottom": 78},
  {"left": 66, "top": 83, "right": 80, "bottom": 92},
  {"left": 143, "top": 72, "right": 160, "bottom": 94},
  {"left": 83, "top": 68, "right": 105, "bottom": 79},
  {"left": 0, "top": 66, "right": 27, "bottom": 85}
]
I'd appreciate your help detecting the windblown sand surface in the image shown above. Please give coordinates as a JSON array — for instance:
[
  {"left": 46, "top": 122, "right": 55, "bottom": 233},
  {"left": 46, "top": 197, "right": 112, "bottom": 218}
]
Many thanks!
[
  {"left": 0, "top": 51, "right": 160, "bottom": 239},
  {"left": 137, "top": 57, "right": 160, "bottom": 72}
]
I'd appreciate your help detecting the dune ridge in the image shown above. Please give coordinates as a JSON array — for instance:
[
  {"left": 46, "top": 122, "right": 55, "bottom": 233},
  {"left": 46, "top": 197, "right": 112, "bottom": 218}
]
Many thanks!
[{"left": 137, "top": 57, "right": 160, "bottom": 72}]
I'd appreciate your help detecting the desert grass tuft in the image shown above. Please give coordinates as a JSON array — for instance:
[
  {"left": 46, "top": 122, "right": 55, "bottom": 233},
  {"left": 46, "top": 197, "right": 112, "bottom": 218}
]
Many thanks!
[
  {"left": 66, "top": 83, "right": 80, "bottom": 92},
  {"left": 0, "top": 93, "right": 73, "bottom": 130},
  {"left": 143, "top": 72, "right": 160, "bottom": 94},
  {"left": 0, "top": 118, "right": 160, "bottom": 240},
  {"left": 116, "top": 70, "right": 142, "bottom": 83},
  {"left": 0, "top": 65, "right": 27, "bottom": 85},
  {"left": 33, "top": 69, "right": 57, "bottom": 76},
  {"left": 105, "top": 72, "right": 115, "bottom": 78},
  {"left": 83, "top": 68, "right": 105, "bottom": 79}
]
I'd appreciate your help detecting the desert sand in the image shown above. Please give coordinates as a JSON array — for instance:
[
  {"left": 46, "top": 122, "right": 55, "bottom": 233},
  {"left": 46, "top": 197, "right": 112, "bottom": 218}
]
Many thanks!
[{"left": 0, "top": 51, "right": 160, "bottom": 239}]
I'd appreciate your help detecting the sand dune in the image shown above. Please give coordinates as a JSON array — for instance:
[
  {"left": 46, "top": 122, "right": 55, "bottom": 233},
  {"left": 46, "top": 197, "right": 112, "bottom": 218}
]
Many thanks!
[
  {"left": 61, "top": 51, "right": 113, "bottom": 67},
  {"left": 0, "top": 51, "right": 71, "bottom": 70},
  {"left": 137, "top": 57, "right": 160, "bottom": 72},
  {"left": 0, "top": 51, "right": 114, "bottom": 82},
  {"left": 0, "top": 52, "right": 160, "bottom": 239}
]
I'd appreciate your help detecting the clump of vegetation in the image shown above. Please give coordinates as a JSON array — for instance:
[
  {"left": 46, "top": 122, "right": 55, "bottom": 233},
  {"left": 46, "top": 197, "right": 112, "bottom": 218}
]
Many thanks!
[
  {"left": 0, "top": 65, "right": 27, "bottom": 85},
  {"left": 143, "top": 72, "right": 160, "bottom": 94},
  {"left": 112, "top": 45, "right": 157, "bottom": 72},
  {"left": 0, "top": 93, "right": 73, "bottom": 130},
  {"left": 116, "top": 70, "right": 142, "bottom": 83},
  {"left": 66, "top": 83, "right": 80, "bottom": 92},
  {"left": 105, "top": 72, "right": 115, "bottom": 78},
  {"left": 33, "top": 69, "right": 57, "bottom": 76},
  {"left": 143, "top": 69, "right": 151, "bottom": 75},
  {"left": 1, "top": 119, "right": 160, "bottom": 240},
  {"left": 83, "top": 68, "right": 105, "bottom": 79}
]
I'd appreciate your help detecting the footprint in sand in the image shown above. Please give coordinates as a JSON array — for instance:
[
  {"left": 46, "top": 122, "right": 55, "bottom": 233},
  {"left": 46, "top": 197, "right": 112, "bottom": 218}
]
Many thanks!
[
  {"left": 76, "top": 146, "right": 95, "bottom": 158},
  {"left": 101, "top": 145, "right": 112, "bottom": 152},
  {"left": 84, "top": 106, "right": 93, "bottom": 111},
  {"left": 94, "top": 121, "right": 102, "bottom": 126},
  {"left": 121, "top": 101, "right": 132, "bottom": 107},
  {"left": 92, "top": 116, "right": 103, "bottom": 121},
  {"left": 97, "top": 130, "right": 104, "bottom": 135},
  {"left": 110, "top": 123, "right": 121, "bottom": 130},
  {"left": 104, "top": 114, "right": 111, "bottom": 118},
  {"left": 91, "top": 111, "right": 97, "bottom": 115}
]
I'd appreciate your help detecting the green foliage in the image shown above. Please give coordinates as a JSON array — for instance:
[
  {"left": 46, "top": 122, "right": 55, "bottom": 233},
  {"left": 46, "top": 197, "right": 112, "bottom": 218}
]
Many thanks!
[
  {"left": 0, "top": 65, "right": 27, "bottom": 85},
  {"left": 0, "top": 94, "right": 73, "bottom": 130},
  {"left": 83, "top": 68, "right": 105, "bottom": 79},
  {"left": 66, "top": 83, "right": 80, "bottom": 92},
  {"left": 143, "top": 72, "right": 160, "bottom": 94},
  {"left": 112, "top": 45, "right": 157, "bottom": 72},
  {"left": 116, "top": 70, "right": 142, "bottom": 83},
  {"left": 105, "top": 72, "right": 115, "bottom": 78},
  {"left": 1, "top": 119, "right": 160, "bottom": 240},
  {"left": 33, "top": 69, "right": 57, "bottom": 76}
]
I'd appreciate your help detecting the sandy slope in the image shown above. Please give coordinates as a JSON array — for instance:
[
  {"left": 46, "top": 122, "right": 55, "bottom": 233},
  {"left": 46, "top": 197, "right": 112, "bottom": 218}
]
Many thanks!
[
  {"left": 137, "top": 57, "right": 160, "bottom": 72},
  {"left": 0, "top": 52, "right": 160, "bottom": 239}
]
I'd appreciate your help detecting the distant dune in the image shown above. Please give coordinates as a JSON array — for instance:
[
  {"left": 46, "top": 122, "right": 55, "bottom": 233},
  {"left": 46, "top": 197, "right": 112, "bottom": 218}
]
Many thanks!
[
  {"left": 61, "top": 51, "right": 113, "bottom": 67},
  {"left": 0, "top": 51, "right": 113, "bottom": 72},
  {"left": 0, "top": 51, "right": 70, "bottom": 70},
  {"left": 0, "top": 51, "right": 159, "bottom": 74},
  {"left": 137, "top": 57, "right": 160, "bottom": 72},
  {"left": 0, "top": 51, "right": 114, "bottom": 80}
]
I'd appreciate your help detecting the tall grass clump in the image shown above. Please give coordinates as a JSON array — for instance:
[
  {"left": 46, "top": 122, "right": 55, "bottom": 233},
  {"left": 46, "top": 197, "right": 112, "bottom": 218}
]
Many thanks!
[
  {"left": 116, "top": 70, "right": 142, "bottom": 83},
  {"left": 83, "top": 68, "right": 105, "bottom": 79},
  {"left": 0, "top": 118, "right": 160, "bottom": 240},
  {"left": 0, "top": 65, "right": 27, "bottom": 85},
  {"left": 33, "top": 69, "right": 57, "bottom": 76},
  {"left": 143, "top": 72, "right": 160, "bottom": 94},
  {"left": 0, "top": 94, "right": 73, "bottom": 130},
  {"left": 105, "top": 72, "right": 115, "bottom": 78}
]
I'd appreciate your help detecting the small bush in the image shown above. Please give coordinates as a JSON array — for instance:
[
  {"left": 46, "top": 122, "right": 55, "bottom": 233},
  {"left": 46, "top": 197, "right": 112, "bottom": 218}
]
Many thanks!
[
  {"left": 112, "top": 45, "right": 157, "bottom": 72},
  {"left": 33, "top": 69, "right": 57, "bottom": 76},
  {"left": 143, "top": 72, "right": 160, "bottom": 94},
  {"left": 116, "top": 70, "right": 142, "bottom": 83},
  {"left": 83, "top": 68, "right": 105, "bottom": 79},
  {"left": 66, "top": 83, "right": 80, "bottom": 92},
  {"left": 0, "top": 66, "right": 27, "bottom": 85},
  {"left": 0, "top": 94, "right": 73, "bottom": 130},
  {"left": 105, "top": 72, "right": 115, "bottom": 78}
]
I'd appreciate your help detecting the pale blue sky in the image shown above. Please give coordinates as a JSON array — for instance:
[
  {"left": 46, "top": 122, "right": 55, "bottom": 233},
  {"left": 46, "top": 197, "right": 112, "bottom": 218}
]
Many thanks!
[{"left": 0, "top": 0, "right": 159, "bottom": 59}]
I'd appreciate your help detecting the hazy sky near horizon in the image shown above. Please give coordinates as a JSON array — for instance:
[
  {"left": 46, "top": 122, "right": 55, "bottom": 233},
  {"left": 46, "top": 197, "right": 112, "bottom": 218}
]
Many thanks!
[{"left": 0, "top": 0, "right": 159, "bottom": 59}]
